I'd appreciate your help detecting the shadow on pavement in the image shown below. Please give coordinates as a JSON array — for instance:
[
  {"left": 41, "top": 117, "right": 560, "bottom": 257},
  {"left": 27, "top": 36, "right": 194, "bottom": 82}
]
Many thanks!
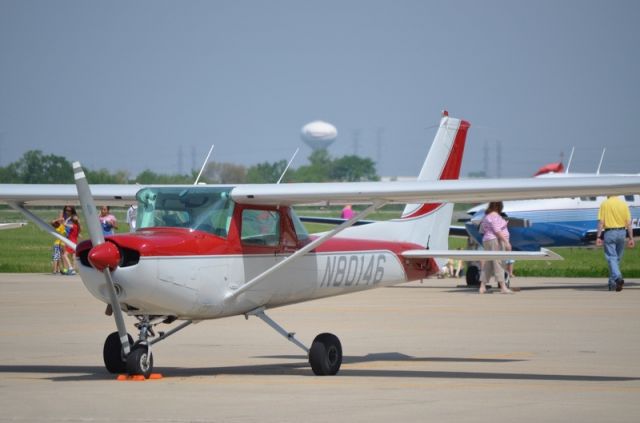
[{"left": 0, "top": 351, "right": 636, "bottom": 383}]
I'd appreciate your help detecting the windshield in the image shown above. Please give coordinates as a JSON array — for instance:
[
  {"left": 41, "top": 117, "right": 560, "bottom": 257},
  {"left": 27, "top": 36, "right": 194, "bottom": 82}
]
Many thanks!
[{"left": 136, "top": 186, "right": 234, "bottom": 237}]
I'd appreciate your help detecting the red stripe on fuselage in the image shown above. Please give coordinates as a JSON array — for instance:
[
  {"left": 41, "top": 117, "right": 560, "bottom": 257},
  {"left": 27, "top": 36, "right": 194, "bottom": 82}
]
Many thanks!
[
  {"left": 80, "top": 229, "right": 439, "bottom": 281},
  {"left": 402, "top": 119, "right": 470, "bottom": 219}
]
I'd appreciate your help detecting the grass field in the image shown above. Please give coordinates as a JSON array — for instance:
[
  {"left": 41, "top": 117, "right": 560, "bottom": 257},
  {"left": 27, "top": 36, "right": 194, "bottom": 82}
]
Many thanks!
[{"left": 1, "top": 206, "right": 638, "bottom": 277}]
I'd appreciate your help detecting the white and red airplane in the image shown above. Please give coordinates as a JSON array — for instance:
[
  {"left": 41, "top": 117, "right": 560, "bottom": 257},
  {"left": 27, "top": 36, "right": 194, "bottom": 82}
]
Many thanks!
[{"left": 2, "top": 112, "right": 639, "bottom": 378}]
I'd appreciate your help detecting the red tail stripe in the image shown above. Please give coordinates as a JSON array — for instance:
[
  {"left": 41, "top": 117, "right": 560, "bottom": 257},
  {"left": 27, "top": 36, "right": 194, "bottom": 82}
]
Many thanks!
[{"left": 402, "top": 120, "right": 470, "bottom": 219}]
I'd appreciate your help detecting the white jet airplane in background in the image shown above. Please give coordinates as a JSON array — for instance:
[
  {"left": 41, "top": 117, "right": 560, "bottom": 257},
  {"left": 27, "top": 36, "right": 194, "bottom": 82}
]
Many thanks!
[{"left": 1, "top": 112, "right": 639, "bottom": 378}]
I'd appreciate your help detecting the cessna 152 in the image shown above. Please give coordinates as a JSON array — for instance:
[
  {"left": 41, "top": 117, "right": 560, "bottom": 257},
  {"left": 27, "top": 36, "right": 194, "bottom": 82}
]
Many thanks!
[{"left": 2, "top": 112, "right": 640, "bottom": 378}]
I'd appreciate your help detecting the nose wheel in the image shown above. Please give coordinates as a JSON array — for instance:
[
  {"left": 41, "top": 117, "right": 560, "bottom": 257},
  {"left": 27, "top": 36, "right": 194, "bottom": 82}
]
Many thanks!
[
  {"left": 126, "top": 345, "right": 154, "bottom": 378},
  {"left": 102, "top": 316, "right": 193, "bottom": 378},
  {"left": 103, "top": 331, "right": 152, "bottom": 377}
]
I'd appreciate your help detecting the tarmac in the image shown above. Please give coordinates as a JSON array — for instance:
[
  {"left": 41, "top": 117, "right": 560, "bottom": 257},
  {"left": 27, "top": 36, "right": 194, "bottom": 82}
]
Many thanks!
[{"left": 0, "top": 273, "right": 639, "bottom": 423}]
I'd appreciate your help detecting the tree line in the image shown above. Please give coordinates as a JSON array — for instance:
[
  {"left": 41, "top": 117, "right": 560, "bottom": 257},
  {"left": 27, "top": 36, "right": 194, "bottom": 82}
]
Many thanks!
[{"left": 0, "top": 149, "right": 378, "bottom": 184}]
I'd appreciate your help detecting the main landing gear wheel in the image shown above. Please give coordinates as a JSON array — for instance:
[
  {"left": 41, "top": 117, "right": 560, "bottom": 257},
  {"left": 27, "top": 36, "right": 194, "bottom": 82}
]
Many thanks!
[
  {"left": 126, "top": 344, "right": 154, "bottom": 379},
  {"left": 103, "top": 331, "right": 134, "bottom": 374},
  {"left": 466, "top": 264, "right": 480, "bottom": 287},
  {"left": 309, "top": 333, "right": 342, "bottom": 376}
]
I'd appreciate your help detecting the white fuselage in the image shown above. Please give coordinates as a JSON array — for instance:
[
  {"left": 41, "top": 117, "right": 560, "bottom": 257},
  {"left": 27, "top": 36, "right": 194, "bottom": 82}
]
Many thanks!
[{"left": 79, "top": 250, "right": 407, "bottom": 319}]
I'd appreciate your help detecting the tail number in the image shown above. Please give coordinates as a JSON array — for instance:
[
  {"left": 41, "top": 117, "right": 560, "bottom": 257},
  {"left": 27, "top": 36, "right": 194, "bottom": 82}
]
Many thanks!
[{"left": 321, "top": 254, "right": 386, "bottom": 287}]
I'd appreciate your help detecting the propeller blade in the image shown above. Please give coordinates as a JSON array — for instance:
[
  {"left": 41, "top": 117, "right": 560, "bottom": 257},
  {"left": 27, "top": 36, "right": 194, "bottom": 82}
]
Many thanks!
[
  {"left": 104, "top": 268, "right": 130, "bottom": 356},
  {"left": 72, "top": 161, "right": 105, "bottom": 246},
  {"left": 72, "top": 161, "right": 130, "bottom": 357}
]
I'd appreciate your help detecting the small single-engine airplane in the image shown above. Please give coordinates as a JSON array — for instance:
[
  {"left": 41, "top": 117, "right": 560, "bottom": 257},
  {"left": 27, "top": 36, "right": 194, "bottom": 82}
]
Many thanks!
[{"left": 2, "top": 112, "right": 640, "bottom": 378}]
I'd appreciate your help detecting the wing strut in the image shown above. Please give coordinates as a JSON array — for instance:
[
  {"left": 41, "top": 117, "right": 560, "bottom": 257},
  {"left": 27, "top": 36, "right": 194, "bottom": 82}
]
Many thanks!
[
  {"left": 225, "top": 200, "right": 386, "bottom": 301},
  {"left": 7, "top": 202, "right": 77, "bottom": 251},
  {"left": 246, "top": 307, "right": 309, "bottom": 353}
]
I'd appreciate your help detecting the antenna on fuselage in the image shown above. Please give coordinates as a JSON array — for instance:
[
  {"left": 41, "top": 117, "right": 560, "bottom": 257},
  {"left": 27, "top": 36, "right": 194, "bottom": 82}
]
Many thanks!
[
  {"left": 565, "top": 147, "right": 575, "bottom": 174},
  {"left": 596, "top": 148, "right": 606, "bottom": 175},
  {"left": 276, "top": 147, "right": 300, "bottom": 184},
  {"left": 194, "top": 144, "right": 214, "bottom": 185}
]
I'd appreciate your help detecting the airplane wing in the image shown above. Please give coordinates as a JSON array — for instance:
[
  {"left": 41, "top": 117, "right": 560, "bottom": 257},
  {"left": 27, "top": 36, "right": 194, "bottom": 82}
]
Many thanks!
[
  {"left": 0, "top": 222, "right": 27, "bottom": 230},
  {"left": 401, "top": 248, "right": 562, "bottom": 261},
  {"left": 0, "top": 184, "right": 142, "bottom": 206},
  {"left": 2, "top": 175, "right": 638, "bottom": 207},
  {"left": 230, "top": 176, "right": 640, "bottom": 206}
]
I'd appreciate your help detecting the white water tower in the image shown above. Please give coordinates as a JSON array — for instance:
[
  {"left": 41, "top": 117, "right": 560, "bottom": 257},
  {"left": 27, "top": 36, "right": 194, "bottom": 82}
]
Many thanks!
[{"left": 301, "top": 120, "right": 337, "bottom": 151}]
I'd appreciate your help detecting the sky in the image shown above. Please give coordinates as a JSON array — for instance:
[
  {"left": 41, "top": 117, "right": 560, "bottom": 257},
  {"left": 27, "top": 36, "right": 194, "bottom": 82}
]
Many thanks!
[{"left": 0, "top": 0, "right": 638, "bottom": 180}]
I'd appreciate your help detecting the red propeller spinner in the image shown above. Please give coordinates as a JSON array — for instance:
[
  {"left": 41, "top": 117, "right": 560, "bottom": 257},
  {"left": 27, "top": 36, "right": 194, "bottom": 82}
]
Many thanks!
[{"left": 88, "top": 242, "right": 121, "bottom": 272}]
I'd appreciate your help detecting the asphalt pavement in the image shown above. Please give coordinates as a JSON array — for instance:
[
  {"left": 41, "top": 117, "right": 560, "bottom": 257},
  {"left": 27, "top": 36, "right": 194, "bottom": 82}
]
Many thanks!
[{"left": 0, "top": 273, "right": 638, "bottom": 423}]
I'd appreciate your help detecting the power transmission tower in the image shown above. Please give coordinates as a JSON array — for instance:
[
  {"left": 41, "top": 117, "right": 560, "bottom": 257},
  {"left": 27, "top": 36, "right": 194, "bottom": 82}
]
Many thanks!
[
  {"left": 483, "top": 140, "right": 489, "bottom": 177},
  {"left": 496, "top": 140, "right": 502, "bottom": 178},
  {"left": 178, "top": 146, "right": 184, "bottom": 175}
]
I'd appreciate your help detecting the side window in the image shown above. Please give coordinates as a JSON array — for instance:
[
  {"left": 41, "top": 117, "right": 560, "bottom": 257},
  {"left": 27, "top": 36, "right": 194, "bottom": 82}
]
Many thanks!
[
  {"left": 241, "top": 209, "right": 280, "bottom": 247},
  {"left": 625, "top": 195, "right": 634, "bottom": 202}
]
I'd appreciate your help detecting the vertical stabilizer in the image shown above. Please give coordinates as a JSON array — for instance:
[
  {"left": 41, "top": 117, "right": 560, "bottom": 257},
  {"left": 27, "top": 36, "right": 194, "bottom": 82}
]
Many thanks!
[{"left": 338, "top": 112, "right": 470, "bottom": 253}]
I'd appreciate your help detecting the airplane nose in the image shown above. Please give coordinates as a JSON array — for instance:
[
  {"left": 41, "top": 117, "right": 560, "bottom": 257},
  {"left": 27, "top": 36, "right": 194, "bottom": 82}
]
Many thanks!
[{"left": 88, "top": 242, "right": 121, "bottom": 272}]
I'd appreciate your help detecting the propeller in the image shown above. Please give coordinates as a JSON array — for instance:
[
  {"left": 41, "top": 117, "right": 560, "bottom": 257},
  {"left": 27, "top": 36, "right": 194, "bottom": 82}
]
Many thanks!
[{"left": 72, "top": 161, "right": 131, "bottom": 357}]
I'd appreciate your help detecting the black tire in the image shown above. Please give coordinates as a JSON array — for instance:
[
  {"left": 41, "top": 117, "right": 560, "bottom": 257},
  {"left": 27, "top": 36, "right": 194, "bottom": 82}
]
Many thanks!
[
  {"left": 466, "top": 264, "right": 480, "bottom": 287},
  {"left": 309, "top": 333, "right": 342, "bottom": 376},
  {"left": 103, "top": 331, "right": 134, "bottom": 374},
  {"left": 126, "top": 344, "right": 154, "bottom": 378}
]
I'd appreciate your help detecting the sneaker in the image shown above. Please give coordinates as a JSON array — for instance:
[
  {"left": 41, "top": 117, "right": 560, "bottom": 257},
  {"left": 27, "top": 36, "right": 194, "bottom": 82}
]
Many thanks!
[{"left": 615, "top": 279, "right": 624, "bottom": 292}]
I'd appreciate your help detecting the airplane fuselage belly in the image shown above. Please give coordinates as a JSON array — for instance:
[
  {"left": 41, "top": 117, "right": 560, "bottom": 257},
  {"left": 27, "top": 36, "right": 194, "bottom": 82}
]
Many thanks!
[{"left": 78, "top": 250, "right": 408, "bottom": 319}]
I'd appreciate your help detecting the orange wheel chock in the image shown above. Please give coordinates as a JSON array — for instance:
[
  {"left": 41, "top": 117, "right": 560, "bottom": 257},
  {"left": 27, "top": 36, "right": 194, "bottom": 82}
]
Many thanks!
[{"left": 116, "top": 373, "right": 163, "bottom": 381}]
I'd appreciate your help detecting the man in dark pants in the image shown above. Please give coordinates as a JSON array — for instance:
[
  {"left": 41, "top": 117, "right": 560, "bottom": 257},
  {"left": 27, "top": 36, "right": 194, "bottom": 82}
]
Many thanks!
[{"left": 596, "top": 196, "right": 635, "bottom": 291}]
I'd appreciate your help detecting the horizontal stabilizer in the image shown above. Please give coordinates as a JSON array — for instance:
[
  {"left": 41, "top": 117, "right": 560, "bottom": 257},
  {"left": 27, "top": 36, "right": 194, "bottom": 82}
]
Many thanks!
[{"left": 401, "top": 248, "right": 562, "bottom": 261}]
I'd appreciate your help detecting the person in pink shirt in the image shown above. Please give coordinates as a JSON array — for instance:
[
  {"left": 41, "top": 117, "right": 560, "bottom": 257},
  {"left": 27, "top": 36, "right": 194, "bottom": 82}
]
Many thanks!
[
  {"left": 478, "top": 201, "right": 513, "bottom": 294},
  {"left": 62, "top": 205, "right": 81, "bottom": 274},
  {"left": 99, "top": 205, "right": 118, "bottom": 235},
  {"left": 340, "top": 204, "right": 355, "bottom": 219}
]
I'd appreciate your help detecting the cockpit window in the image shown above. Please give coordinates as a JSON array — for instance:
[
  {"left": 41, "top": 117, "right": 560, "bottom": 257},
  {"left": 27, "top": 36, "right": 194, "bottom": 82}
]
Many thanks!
[
  {"left": 241, "top": 209, "right": 280, "bottom": 246},
  {"left": 136, "top": 186, "right": 234, "bottom": 237}
]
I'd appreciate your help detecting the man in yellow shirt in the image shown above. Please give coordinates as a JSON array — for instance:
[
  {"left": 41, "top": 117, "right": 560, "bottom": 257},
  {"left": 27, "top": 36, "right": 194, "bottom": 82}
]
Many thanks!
[{"left": 596, "top": 196, "right": 635, "bottom": 291}]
